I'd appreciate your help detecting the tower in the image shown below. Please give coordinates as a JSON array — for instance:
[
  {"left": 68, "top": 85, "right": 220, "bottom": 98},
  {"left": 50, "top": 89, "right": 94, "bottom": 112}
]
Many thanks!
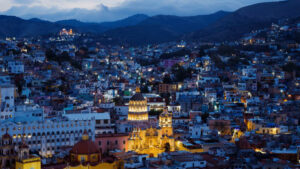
[
  {"left": 15, "top": 139, "right": 41, "bottom": 169},
  {"left": 128, "top": 87, "right": 148, "bottom": 121},
  {"left": 0, "top": 130, "right": 15, "bottom": 168},
  {"left": 159, "top": 107, "right": 173, "bottom": 136},
  {"left": 17, "top": 138, "right": 30, "bottom": 161}
]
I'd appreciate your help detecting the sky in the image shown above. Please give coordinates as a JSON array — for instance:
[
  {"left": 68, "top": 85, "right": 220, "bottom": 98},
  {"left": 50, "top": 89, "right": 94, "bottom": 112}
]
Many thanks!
[{"left": 0, "top": 0, "right": 282, "bottom": 22}]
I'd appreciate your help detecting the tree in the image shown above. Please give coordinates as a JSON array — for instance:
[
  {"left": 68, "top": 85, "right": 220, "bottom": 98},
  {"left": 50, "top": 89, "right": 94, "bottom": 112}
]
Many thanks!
[
  {"left": 113, "top": 97, "right": 123, "bottom": 106},
  {"left": 201, "top": 113, "right": 209, "bottom": 123},
  {"left": 171, "top": 64, "right": 187, "bottom": 82},
  {"left": 198, "top": 48, "right": 205, "bottom": 57},
  {"left": 141, "top": 85, "right": 149, "bottom": 93},
  {"left": 149, "top": 109, "right": 163, "bottom": 117},
  {"left": 45, "top": 49, "right": 56, "bottom": 61},
  {"left": 163, "top": 74, "right": 172, "bottom": 83}
]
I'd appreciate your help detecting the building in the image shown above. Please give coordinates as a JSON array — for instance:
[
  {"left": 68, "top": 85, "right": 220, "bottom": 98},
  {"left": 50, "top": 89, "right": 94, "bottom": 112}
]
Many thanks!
[
  {"left": 0, "top": 132, "right": 15, "bottom": 168},
  {"left": 15, "top": 140, "right": 41, "bottom": 169},
  {"left": 0, "top": 119, "right": 95, "bottom": 158},
  {"left": 63, "top": 111, "right": 114, "bottom": 134},
  {"left": 7, "top": 61, "right": 24, "bottom": 74},
  {"left": 0, "top": 85, "right": 15, "bottom": 121},
  {"left": 127, "top": 105, "right": 175, "bottom": 157},
  {"left": 65, "top": 131, "right": 124, "bottom": 169},
  {"left": 95, "top": 133, "right": 129, "bottom": 154},
  {"left": 159, "top": 83, "right": 180, "bottom": 94},
  {"left": 70, "top": 130, "right": 101, "bottom": 163},
  {"left": 127, "top": 87, "right": 148, "bottom": 121}
]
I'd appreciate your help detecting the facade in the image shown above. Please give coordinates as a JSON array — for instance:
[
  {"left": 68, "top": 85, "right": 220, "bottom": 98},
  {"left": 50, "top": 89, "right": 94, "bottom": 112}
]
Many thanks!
[
  {"left": 127, "top": 108, "right": 175, "bottom": 157},
  {"left": 95, "top": 133, "right": 129, "bottom": 154},
  {"left": 7, "top": 61, "right": 24, "bottom": 74},
  {"left": 70, "top": 131, "right": 101, "bottom": 163},
  {"left": 15, "top": 140, "right": 41, "bottom": 169},
  {"left": 158, "top": 83, "right": 180, "bottom": 94},
  {"left": 0, "top": 85, "right": 15, "bottom": 121},
  {"left": 63, "top": 111, "right": 114, "bottom": 134},
  {"left": 0, "top": 132, "right": 15, "bottom": 168},
  {"left": 0, "top": 119, "right": 95, "bottom": 158},
  {"left": 65, "top": 131, "right": 124, "bottom": 169},
  {"left": 0, "top": 132, "right": 41, "bottom": 169}
]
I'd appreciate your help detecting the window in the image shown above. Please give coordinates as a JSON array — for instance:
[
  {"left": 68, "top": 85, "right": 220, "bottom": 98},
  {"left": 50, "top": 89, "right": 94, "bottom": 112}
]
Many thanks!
[
  {"left": 115, "top": 140, "right": 118, "bottom": 145},
  {"left": 81, "top": 156, "right": 85, "bottom": 162},
  {"left": 98, "top": 141, "right": 101, "bottom": 146},
  {"left": 107, "top": 141, "right": 109, "bottom": 145}
]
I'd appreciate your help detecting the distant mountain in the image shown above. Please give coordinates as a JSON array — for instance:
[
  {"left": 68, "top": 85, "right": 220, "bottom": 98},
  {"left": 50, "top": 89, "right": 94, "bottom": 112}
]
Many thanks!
[
  {"left": 101, "top": 14, "right": 149, "bottom": 29},
  {"left": 103, "top": 11, "right": 229, "bottom": 44},
  {"left": 1, "top": 0, "right": 300, "bottom": 44},
  {"left": 0, "top": 14, "right": 149, "bottom": 37},
  {"left": 187, "top": 0, "right": 300, "bottom": 42},
  {"left": 0, "top": 15, "right": 61, "bottom": 37}
]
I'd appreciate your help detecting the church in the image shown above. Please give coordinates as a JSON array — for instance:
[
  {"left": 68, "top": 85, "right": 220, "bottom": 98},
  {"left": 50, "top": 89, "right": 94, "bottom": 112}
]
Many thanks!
[{"left": 127, "top": 87, "right": 175, "bottom": 157}]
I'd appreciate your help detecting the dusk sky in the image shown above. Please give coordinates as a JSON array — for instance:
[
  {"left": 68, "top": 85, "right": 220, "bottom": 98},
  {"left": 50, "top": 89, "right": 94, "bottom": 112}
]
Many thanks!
[{"left": 0, "top": 0, "right": 282, "bottom": 22}]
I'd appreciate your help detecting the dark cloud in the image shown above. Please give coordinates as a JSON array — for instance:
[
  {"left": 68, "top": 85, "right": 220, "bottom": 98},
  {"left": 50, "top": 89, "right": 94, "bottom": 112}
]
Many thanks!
[{"left": 1, "top": 0, "right": 282, "bottom": 22}]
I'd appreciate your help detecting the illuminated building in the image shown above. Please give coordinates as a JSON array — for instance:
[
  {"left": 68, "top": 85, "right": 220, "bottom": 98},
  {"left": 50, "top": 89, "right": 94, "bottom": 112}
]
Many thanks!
[
  {"left": 59, "top": 28, "right": 74, "bottom": 36},
  {"left": 127, "top": 87, "right": 148, "bottom": 121},
  {"left": 0, "top": 119, "right": 95, "bottom": 158},
  {"left": 1, "top": 132, "right": 41, "bottom": 169},
  {"left": 127, "top": 106, "right": 175, "bottom": 157},
  {"left": 65, "top": 131, "right": 124, "bottom": 169}
]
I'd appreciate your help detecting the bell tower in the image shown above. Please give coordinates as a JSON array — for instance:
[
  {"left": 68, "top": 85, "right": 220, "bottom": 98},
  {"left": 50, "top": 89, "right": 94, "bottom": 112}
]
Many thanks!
[
  {"left": 159, "top": 107, "right": 173, "bottom": 136},
  {"left": 0, "top": 130, "right": 15, "bottom": 168}
]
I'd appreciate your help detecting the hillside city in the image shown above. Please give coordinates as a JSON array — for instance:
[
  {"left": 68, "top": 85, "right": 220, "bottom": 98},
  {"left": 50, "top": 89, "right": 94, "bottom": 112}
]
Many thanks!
[{"left": 0, "top": 7, "right": 300, "bottom": 169}]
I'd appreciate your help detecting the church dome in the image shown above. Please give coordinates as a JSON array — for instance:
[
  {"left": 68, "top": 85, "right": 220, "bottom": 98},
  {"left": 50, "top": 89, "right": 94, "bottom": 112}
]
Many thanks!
[
  {"left": 130, "top": 87, "right": 145, "bottom": 101},
  {"left": 2, "top": 133, "right": 12, "bottom": 140},
  {"left": 70, "top": 131, "right": 100, "bottom": 155},
  {"left": 128, "top": 87, "right": 148, "bottom": 121}
]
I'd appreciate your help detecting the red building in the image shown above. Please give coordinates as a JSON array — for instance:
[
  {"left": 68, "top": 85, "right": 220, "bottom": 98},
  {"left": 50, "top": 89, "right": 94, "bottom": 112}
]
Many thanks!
[{"left": 95, "top": 133, "right": 129, "bottom": 154}]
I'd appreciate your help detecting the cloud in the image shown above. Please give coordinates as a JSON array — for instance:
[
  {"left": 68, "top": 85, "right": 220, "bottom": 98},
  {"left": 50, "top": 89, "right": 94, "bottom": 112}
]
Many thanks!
[{"left": 0, "top": 0, "right": 282, "bottom": 22}]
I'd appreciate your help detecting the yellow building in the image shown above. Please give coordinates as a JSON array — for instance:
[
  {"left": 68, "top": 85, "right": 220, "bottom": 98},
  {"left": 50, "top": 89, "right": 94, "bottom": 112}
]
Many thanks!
[
  {"left": 66, "top": 131, "right": 124, "bottom": 169},
  {"left": 256, "top": 126, "right": 280, "bottom": 135},
  {"left": 70, "top": 131, "right": 101, "bottom": 163},
  {"left": 127, "top": 107, "right": 175, "bottom": 157},
  {"left": 15, "top": 157, "right": 41, "bottom": 169},
  {"left": 15, "top": 139, "right": 41, "bottom": 169},
  {"left": 127, "top": 87, "right": 148, "bottom": 121},
  {"left": 64, "top": 160, "right": 124, "bottom": 169}
]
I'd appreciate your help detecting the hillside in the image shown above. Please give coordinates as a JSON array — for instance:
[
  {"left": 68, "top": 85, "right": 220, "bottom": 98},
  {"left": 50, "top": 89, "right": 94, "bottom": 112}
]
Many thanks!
[{"left": 187, "top": 0, "right": 300, "bottom": 42}]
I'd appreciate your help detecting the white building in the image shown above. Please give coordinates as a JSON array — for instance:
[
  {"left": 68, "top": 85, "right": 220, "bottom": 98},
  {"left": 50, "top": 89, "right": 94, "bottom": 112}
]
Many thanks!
[
  {"left": 0, "top": 118, "right": 95, "bottom": 157},
  {"left": 0, "top": 85, "right": 15, "bottom": 121},
  {"left": 7, "top": 61, "right": 24, "bottom": 74},
  {"left": 63, "top": 111, "right": 114, "bottom": 134},
  {"left": 189, "top": 123, "right": 210, "bottom": 139},
  {"left": 0, "top": 73, "right": 11, "bottom": 85}
]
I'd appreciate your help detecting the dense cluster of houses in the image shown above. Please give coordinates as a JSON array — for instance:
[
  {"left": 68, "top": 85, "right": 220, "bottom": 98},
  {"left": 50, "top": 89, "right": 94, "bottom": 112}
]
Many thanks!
[{"left": 0, "top": 19, "right": 300, "bottom": 169}]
